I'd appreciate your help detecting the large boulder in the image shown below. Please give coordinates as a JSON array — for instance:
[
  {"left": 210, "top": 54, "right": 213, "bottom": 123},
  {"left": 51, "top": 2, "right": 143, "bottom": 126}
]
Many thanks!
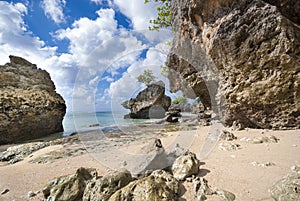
[
  {"left": 172, "top": 152, "right": 200, "bottom": 180},
  {"left": 43, "top": 167, "right": 97, "bottom": 201},
  {"left": 270, "top": 165, "right": 300, "bottom": 201},
  {"left": 108, "top": 170, "right": 180, "bottom": 201},
  {"left": 167, "top": 0, "right": 300, "bottom": 129},
  {"left": 0, "top": 55, "right": 66, "bottom": 144},
  {"left": 83, "top": 170, "right": 132, "bottom": 201},
  {"left": 122, "top": 81, "right": 171, "bottom": 119}
]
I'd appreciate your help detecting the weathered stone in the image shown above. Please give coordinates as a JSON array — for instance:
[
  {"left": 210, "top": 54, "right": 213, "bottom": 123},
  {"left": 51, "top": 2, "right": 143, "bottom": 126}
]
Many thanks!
[
  {"left": 172, "top": 152, "right": 200, "bottom": 180},
  {"left": 83, "top": 170, "right": 132, "bottom": 201},
  {"left": 193, "top": 177, "right": 215, "bottom": 201},
  {"left": 193, "top": 177, "right": 236, "bottom": 201},
  {"left": 271, "top": 167, "right": 300, "bottom": 201},
  {"left": 108, "top": 170, "right": 180, "bottom": 201},
  {"left": 0, "top": 56, "right": 66, "bottom": 144},
  {"left": 0, "top": 135, "right": 79, "bottom": 164},
  {"left": 218, "top": 142, "right": 241, "bottom": 151},
  {"left": 122, "top": 81, "right": 171, "bottom": 119},
  {"left": 219, "top": 130, "right": 237, "bottom": 141},
  {"left": 215, "top": 190, "right": 236, "bottom": 201},
  {"left": 43, "top": 167, "right": 97, "bottom": 201},
  {"left": 252, "top": 135, "right": 279, "bottom": 144},
  {"left": 167, "top": 0, "right": 300, "bottom": 129}
]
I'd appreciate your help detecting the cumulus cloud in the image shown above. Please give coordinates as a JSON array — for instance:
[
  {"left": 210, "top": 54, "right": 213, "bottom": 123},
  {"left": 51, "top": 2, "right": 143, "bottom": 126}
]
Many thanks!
[
  {"left": 0, "top": 1, "right": 56, "bottom": 65},
  {"left": 113, "top": 0, "right": 158, "bottom": 30},
  {"left": 41, "top": 0, "right": 66, "bottom": 24}
]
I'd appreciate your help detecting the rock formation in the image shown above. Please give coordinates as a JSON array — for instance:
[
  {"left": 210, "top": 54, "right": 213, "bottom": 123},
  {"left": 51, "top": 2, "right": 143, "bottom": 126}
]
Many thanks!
[
  {"left": 0, "top": 55, "right": 66, "bottom": 144},
  {"left": 271, "top": 165, "right": 300, "bottom": 201},
  {"left": 122, "top": 81, "right": 171, "bottom": 119},
  {"left": 167, "top": 0, "right": 300, "bottom": 129}
]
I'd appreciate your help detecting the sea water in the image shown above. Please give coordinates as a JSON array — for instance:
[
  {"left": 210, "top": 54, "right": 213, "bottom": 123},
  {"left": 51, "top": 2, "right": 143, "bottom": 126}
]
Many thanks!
[{"left": 62, "top": 111, "right": 151, "bottom": 136}]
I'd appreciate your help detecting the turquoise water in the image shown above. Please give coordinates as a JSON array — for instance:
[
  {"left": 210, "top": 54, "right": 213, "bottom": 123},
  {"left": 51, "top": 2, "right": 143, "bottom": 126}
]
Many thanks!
[{"left": 62, "top": 112, "right": 151, "bottom": 136}]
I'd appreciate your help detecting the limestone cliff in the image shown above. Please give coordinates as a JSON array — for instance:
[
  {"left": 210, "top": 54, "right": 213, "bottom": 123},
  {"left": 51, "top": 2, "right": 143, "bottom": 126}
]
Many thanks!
[
  {"left": 0, "top": 56, "right": 66, "bottom": 144},
  {"left": 167, "top": 0, "right": 300, "bottom": 129}
]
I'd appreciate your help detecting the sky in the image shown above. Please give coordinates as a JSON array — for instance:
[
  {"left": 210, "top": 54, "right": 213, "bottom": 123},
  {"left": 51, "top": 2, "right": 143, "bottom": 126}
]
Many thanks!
[{"left": 0, "top": 0, "right": 177, "bottom": 112}]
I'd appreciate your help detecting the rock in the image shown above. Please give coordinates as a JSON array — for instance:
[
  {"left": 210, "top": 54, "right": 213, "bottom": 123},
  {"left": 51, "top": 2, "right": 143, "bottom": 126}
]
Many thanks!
[
  {"left": 27, "top": 191, "right": 36, "bottom": 198},
  {"left": 167, "top": 0, "right": 300, "bottom": 129},
  {"left": 165, "top": 114, "right": 179, "bottom": 123},
  {"left": 108, "top": 170, "right": 180, "bottom": 201},
  {"left": 252, "top": 135, "right": 279, "bottom": 144},
  {"left": 215, "top": 190, "right": 236, "bottom": 201},
  {"left": 172, "top": 152, "right": 200, "bottom": 180},
  {"left": 83, "top": 170, "right": 132, "bottom": 201},
  {"left": 193, "top": 177, "right": 236, "bottom": 201},
  {"left": 122, "top": 81, "right": 171, "bottom": 119},
  {"left": 131, "top": 138, "right": 169, "bottom": 175},
  {"left": 219, "top": 130, "right": 237, "bottom": 141},
  {"left": 193, "top": 177, "right": 215, "bottom": 201},
  {"left": 43, "top": 167, "right": 97, "bottom": 201},
  {"left": 218, "top": 142, "right": 241, "bottom": 151},
  {"left": 271, "top": 166, "right": 300, "bottom": 200},
  {"left": 251, "top": 161, "right": 275, "bottom": 167},
  {"left": 0, "top": 135, "right": 79, "bottom": 164},
  {"left": 0, "top": 56, "right": 66, "bottom": 144},
  {"left": 1, "top": 188, "right": 9, "bottom": 195}
]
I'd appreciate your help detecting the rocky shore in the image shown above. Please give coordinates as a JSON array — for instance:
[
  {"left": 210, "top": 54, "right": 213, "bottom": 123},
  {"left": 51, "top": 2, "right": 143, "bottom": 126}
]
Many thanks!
[{"left": 0, "top": 124, "right": 299, "bottom": 200}]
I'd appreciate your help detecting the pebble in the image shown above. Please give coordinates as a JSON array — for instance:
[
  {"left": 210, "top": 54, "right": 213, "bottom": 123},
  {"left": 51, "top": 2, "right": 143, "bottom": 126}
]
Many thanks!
[
  {"left": 292, "top": 144, "right": 297, "bottom": 147},
  {"left": 1, "top": 189, "right": 9, "bottom": 195},
  {"left": 240, "top": 137, "right": 251, "bottom": 142},
  {"left": 28, "top": 191, "right": 36, "bottom": 198}
]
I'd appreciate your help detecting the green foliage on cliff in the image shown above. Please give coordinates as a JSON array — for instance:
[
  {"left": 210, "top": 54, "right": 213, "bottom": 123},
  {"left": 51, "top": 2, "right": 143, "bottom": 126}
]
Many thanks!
[
  {"left": 137, "top": 69, "right": 157, "bottom": 85},
  {"left": 172, "top": 96, "right": 187, "bottom": 104},
  {"left": 145, "top": 0, "right": 172, "bottom": 31}
]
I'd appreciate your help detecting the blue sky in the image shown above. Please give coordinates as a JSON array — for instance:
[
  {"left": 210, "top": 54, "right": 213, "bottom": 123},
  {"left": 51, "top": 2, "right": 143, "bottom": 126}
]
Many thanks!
[{"left": 0, "top": 0, "right": 175, "bottom": 112}]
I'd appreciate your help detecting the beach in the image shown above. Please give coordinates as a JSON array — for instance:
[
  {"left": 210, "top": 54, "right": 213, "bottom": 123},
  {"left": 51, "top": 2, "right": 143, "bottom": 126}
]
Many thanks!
[{"left": 0, "top": 124, "right": 299, "bottom": 201}]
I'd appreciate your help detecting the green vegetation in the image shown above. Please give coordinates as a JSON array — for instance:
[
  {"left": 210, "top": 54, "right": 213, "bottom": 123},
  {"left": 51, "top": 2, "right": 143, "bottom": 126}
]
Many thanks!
[
  {"left": 172, "top": 96, "right": 187, "bottom": 104},
  {"left": 137, "top": 69, "right": 157, "bottom": 85},
  {"left": 144, "top": 0, "right": 172, "bottom": 31}
]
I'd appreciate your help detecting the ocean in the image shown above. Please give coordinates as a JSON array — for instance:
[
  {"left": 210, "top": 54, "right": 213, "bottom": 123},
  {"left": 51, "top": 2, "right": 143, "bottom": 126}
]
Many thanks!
[{"left": 62, "top": 111, "right": 153, "bottom": 136}]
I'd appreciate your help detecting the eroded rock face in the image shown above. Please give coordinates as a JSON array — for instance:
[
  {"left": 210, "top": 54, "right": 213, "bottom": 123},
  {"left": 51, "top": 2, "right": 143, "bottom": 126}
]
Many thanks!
[
  {"left": 83, "top": 170, "right": 132, "bottom": 201},
  {"left": 122, "top": 81, "right": 171, "bottom": 119},
  {"left": 172, "top": 152, "right": 200, "bottom": 180},
  {"left": 167, "top": 0, "right": 300, "bottom": 129},
  {"left": 0, "top": 56, "right": 66, "bottom": 144},
  {"left": 271, "top": 166, "right": 300, "bottom": 201},
  {"left": 108, "top": 170, "right": 180, "bottom": 201},
  {"left": 43, "top": 167, "right": 97, "bottom": 201}
]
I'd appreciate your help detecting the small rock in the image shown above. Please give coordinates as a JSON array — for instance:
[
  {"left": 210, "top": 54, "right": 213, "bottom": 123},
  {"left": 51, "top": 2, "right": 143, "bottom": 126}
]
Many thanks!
[
  {"left": 218, "top": 142, "right": 241, "bottom": 151},
  {"left": 27, "top": 191, "right": 36, "bottom": 198},
  {"left": 216, "top": 190, "right": 236, "bottom": 201},
  {"left": 240, "top": 137, "right": 251, "bottom": 142},
  {"left": 1, "top": 189, "right": 9, "bottom": 195},
  {"left": 253, "top": 135, "right": 279, "bottom": 144},
  {"left": 219, "top": 130, "right": 237, "bottom": 141},
  {"left": 193, "top": 177, "right": 215, "bottom": 201},
  {"left": 251, "top": 161, "right": 275, "bottom": 167},
  {"left": 172, "top": 152, "right": 200, "bottom": 180}
]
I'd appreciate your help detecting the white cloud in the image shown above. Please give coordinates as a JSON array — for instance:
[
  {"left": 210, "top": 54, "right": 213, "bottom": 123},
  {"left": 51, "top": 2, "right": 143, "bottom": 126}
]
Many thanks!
[
  {"left": 113, "top": 0, "right": 158, "bottom": 30},
  {"left": 41, "top": 0, "right": 66, "bottom": 24}
]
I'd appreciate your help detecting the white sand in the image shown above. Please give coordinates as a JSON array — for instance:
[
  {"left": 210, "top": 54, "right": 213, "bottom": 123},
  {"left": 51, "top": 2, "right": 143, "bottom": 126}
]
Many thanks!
[{"left": 0, "top": 126, "right": 299, "bottom": 201}]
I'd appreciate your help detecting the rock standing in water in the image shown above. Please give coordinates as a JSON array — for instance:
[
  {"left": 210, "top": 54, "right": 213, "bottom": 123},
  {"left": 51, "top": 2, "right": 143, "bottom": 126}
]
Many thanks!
[{"left": 0, "top": 55, "right": 66, "bottom": 144}]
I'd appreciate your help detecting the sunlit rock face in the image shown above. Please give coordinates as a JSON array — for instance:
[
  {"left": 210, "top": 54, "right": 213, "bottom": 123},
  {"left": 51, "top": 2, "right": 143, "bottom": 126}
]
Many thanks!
[
  {"left": 0, "top": 55, "right": 66, "bottom": 144},
  {"left": 167, "top": 0, "right": 300, "bottom": 129},
  {"left": 122, "top": 81, "right": 171, "bottom": 119}
]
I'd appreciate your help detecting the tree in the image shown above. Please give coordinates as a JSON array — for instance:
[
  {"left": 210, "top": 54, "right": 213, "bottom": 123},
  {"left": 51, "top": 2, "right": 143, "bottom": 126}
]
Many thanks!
[
  {"left": 144, "top": 0, "right": 172, "bottom": 31},
  {"left": 137, "top": 70, "right": 157, "bottom": 85},
  {"left": 172, "top": 96, "right": 187, "bottom": 104}
]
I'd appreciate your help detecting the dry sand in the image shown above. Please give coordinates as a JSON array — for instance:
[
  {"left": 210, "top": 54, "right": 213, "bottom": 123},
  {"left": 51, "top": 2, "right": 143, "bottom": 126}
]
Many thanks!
[{"left": 0, "top": 126, "right": 299, "bottom": 201}]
